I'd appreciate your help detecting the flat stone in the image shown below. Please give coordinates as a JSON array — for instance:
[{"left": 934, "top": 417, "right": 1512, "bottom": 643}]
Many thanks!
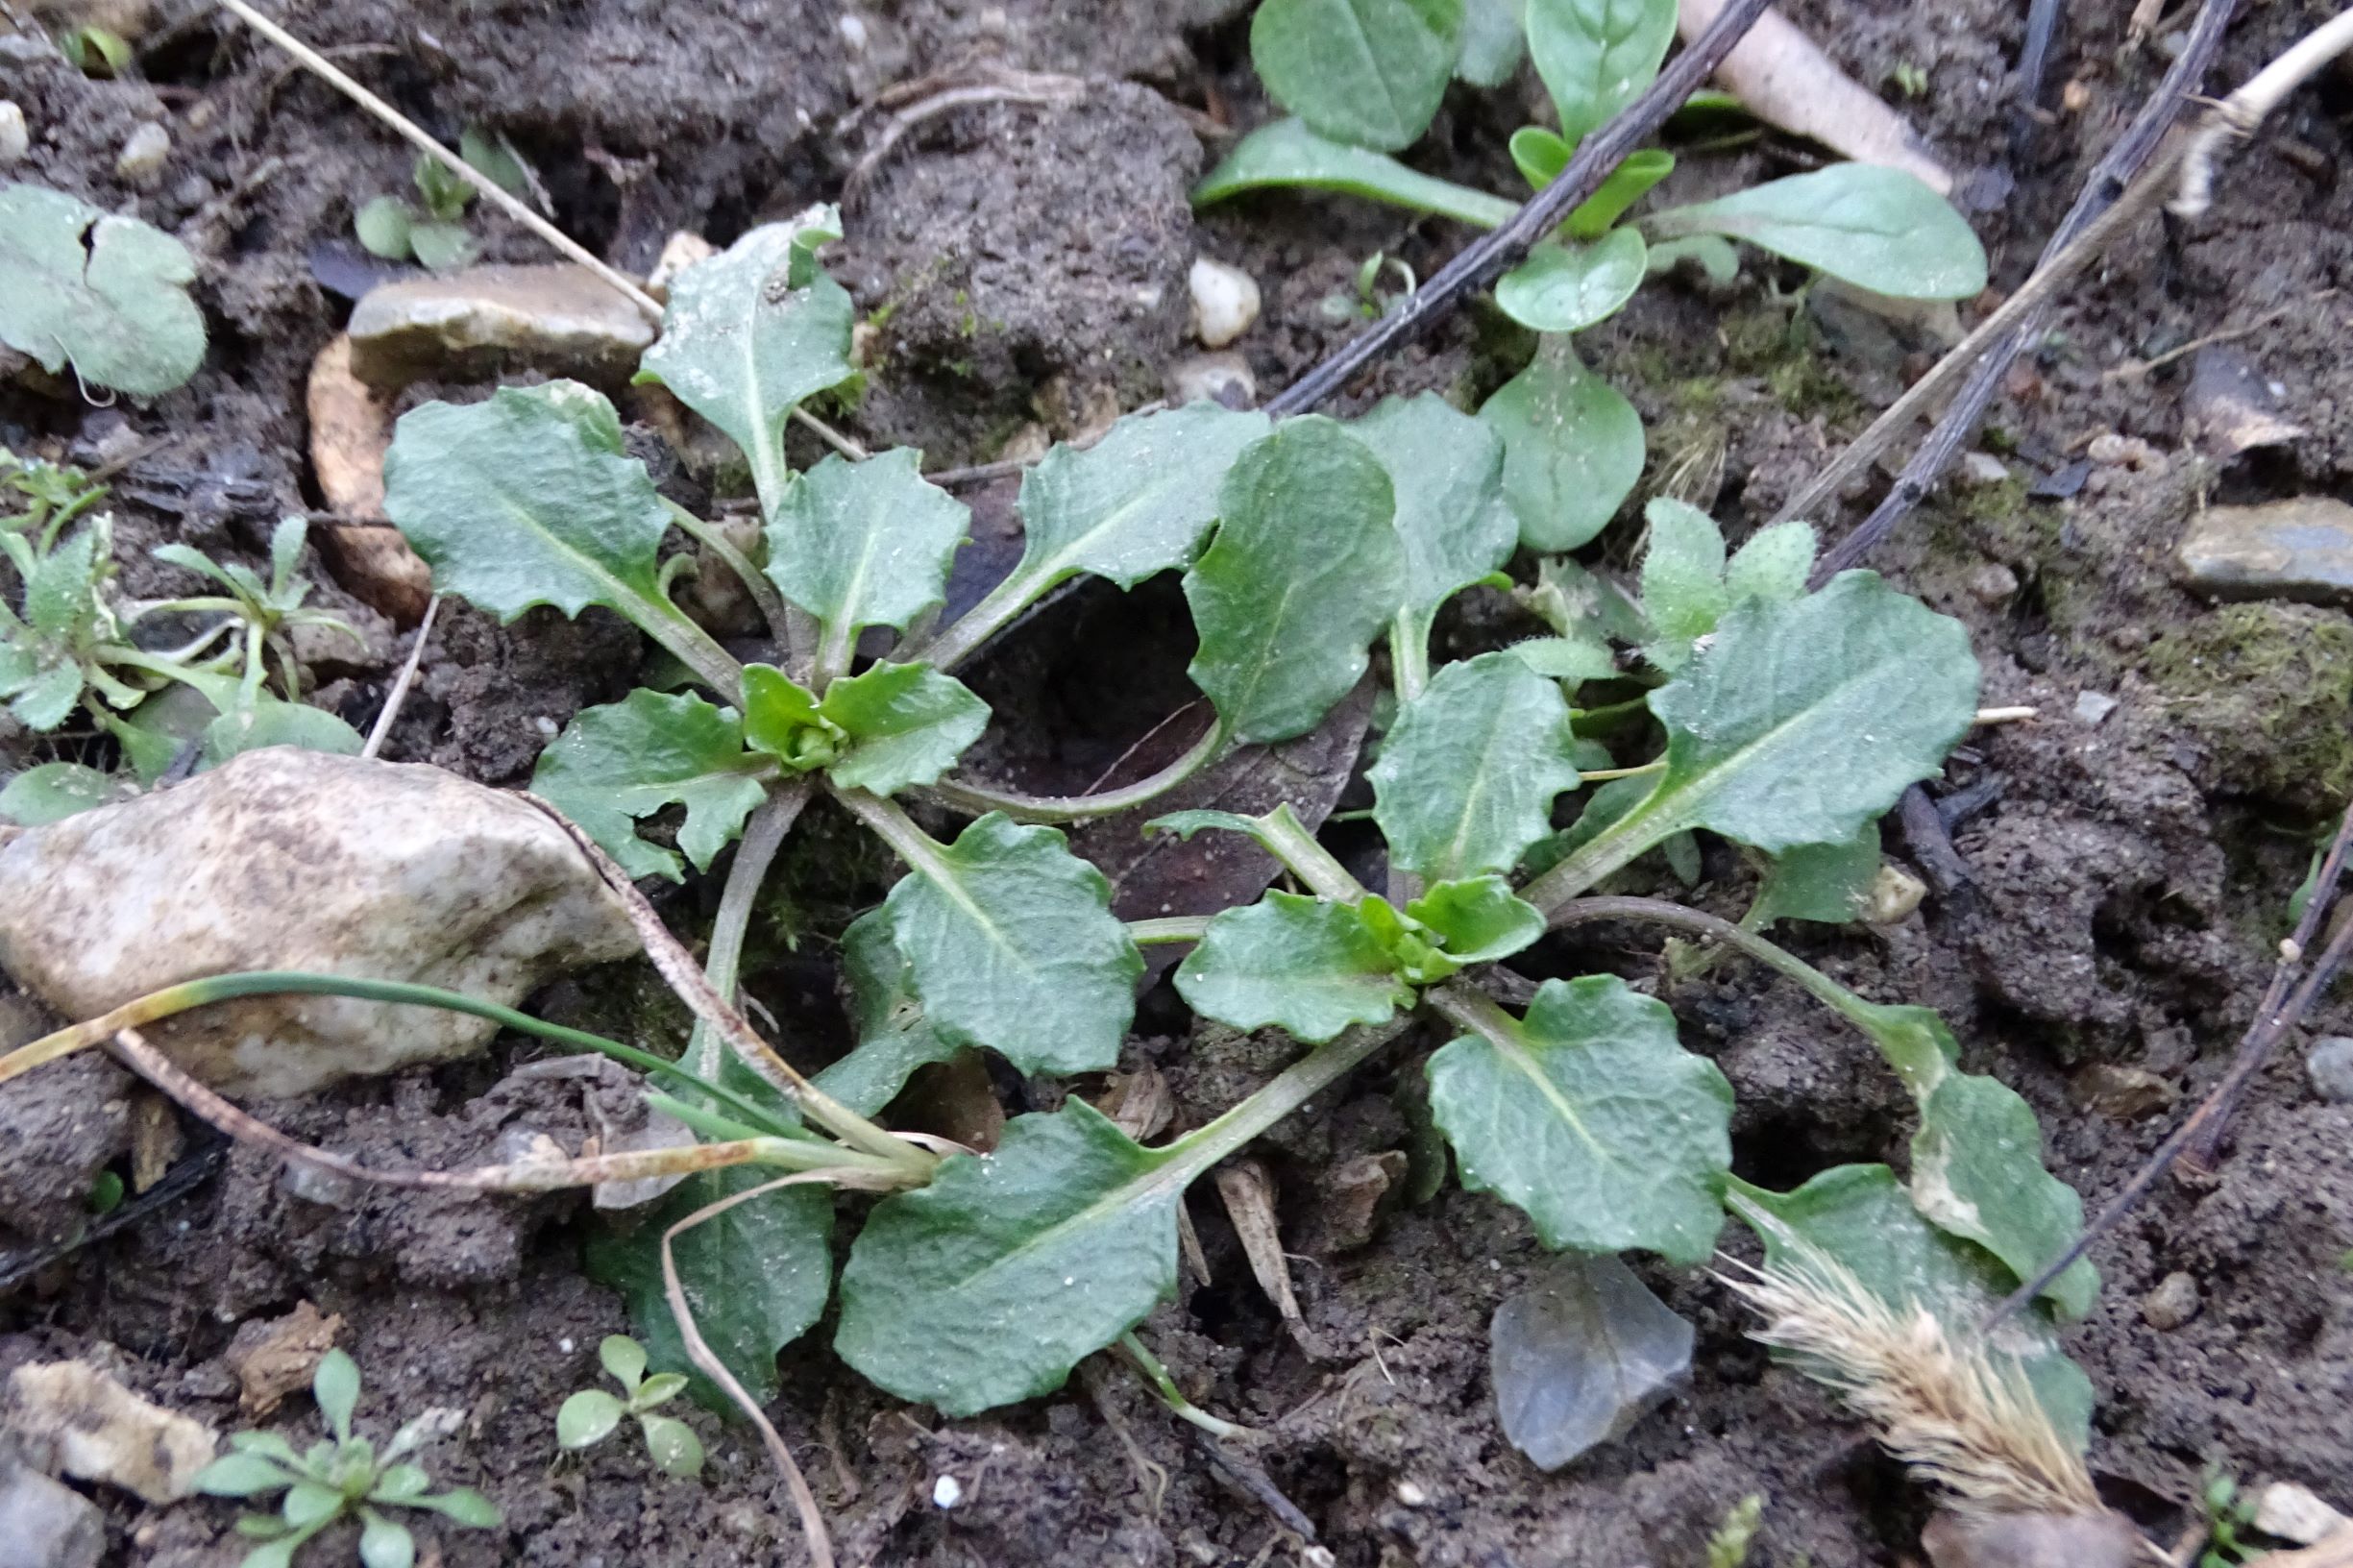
[
  {"left": 347, "top": 263, "right": 656, "bottom": 390},
  {"left": 6, "top": 1361, "right": 215, "bottom": 1505},
  {"left": 0, "top": 747, "right": 637, "bottom": 1097},
  {"left": 2309, "top": 1036, "right": 2353, "bottom": 1103},
  {"left": 2073, "top": 690, "right": 2119, "bottom": 725},
  {"left": 2253, "top": 1482, "right": 2349, "bottom": 1546},
  {"left": 2142, "top": 1270, "right": 2200, "bottom": 1331},
  {"left": 2177, "top": 498, "right": 2353, "bottom": 606},
  {"left": 0, "top": 1458, "right": 104, "bottom": 1568},
  {"left": 2071, "top": 1063, "right": 2176, "bottom": 1120}
]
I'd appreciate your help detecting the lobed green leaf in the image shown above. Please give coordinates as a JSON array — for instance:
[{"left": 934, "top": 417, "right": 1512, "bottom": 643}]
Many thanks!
[
  {"left": 885, "top": 812, "right": 1142, "bottom": 1076},
  {"left": 530, "top": 688, "right": 770, "bottom": 882},
  {"left": 1430, "top": 976, "right": 1731, "bottom": 1262},
  {"left": 1175, "top": 892, "right": 1412, "bottom": 1041},
  {"left": 1344, "top": 391, "right": 1514, "bottom": 624},
  {"left": 1911, "top": 1072, "right": 2100, "bottom": 1319},
  {"left": 1013, "top": 402, "right": 1271, "bottom": 594},
  {"left": 765, "top": 449, "right": 968, "bottom": 649},
  {"left": 1369, "top": 650, "right": 1583, "bottom": 881},
  {"left": 816, "top": 662, "right": 990, "bottom": 796},
  {"left": 815, "top": 910, "right": 965, "bottom": 1116},
  {"left": 0, "top": 182, "right": 206, "bottom": 396},
  {"left": 834, "top": 1100, "right": 1180, "bottom": 1416},
  {"left": 1405, "top": 876, "right": 1546, "bottom": 962}
]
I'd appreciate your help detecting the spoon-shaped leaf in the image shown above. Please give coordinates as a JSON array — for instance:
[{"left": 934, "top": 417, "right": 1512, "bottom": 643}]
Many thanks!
[
  {"left": 1371, "top": 651, "right": 1583, "bottom": 881},
  {"left": 1192, "top": 118, "right": 1519, "bottom": 228},
  {"left": 766, "top": 449, "right": 968, "bottom": 677},
  {"left": 1646, "top": 164, "right": 1988, "bottom": 301},
  {"left": 1481, "top": 343, "right": 1644, "bottom": 551},
  {"left": 1495, "top": 229, "right": 1648, "bottom": 334},
  {"left": 1429, "top": 976, "right": 1731, "bottom": 1262},
  {"left": 1250, "top": 0, "right": 1466, "bottom": 153},
  {"left": 1526, "top": 0, "right": 1677, "bottom": 144}
]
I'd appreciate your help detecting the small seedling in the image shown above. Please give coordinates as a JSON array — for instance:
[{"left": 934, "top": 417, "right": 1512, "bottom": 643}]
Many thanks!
[
  {"left": 1888, "top": 61, "right": 1931, "bottom": 98},
  {"left": 55, "top": 24, "right": 132, "bottom": 77},
  {"left": 1195, "top": 0, "right": 1988, "bottom": 555},
  {"left": 1318, "top": 250, "right": 1417, "bottom": 322},
  {"left": 354, "top": 130, "right": 530, "bottom": 269},
  {"left": 556, "top": 1335, "right": 705, "bottom": 1479},
  {"left": 2200, "top": 1470, "right": 2262, "bottom": 1568},
  {"left": 1705, "top": 1493, "right": 1765, "bottom": 1568},
  {"left": 193, "top": 1349, "right": 500, "bottom": 1568}
]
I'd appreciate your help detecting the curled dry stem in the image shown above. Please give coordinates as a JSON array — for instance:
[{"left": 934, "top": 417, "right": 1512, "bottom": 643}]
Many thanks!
[{"left": 659, "top": 1169, "right": 894, "bottom": 1568}]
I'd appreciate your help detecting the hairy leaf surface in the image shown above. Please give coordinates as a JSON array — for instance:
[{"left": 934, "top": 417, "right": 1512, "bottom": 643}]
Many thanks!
[
  {"left": 766, "top": 449, "right": 968, "bottom": 648},
  {"left": 1647, "top": 165, "right": 1988, "bottom": 300},
  {"left": 0, "top": 183, "right": 205, "bottom": 396},
  {"left": 1481, "top": 345, "right": 1644, "bottom": 551},
  {"left": 531, "top": 689, "right": 769, "bottom": 881},
  {"left": 1176, "top": 892, "right": 1411, "bottom": 1041},
  {"left": 1370, "top": 651, "right": 1582, "bottom": 880}
]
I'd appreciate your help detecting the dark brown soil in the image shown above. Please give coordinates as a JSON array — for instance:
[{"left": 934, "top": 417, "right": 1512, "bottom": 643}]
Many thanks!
[{"left": 3, "top": 0, "right": 2350, "bottom": 1563}]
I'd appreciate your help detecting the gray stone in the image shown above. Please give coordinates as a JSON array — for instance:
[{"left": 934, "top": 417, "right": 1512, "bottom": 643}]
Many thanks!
[
  {"left": 2142, "top": 1270, "right": 2200, "bottom": 1331},
  {"left": 111, "top": 123, "right": 168, "bottom": 187},
  {"left": 346, "top": 263, "right": 656, "bottom": 390},
  {"left": 2177, "top": 498, "right": 2353, "bottom": 606},
  {"left": 2309, "top": 1036, "right": 2353, "bottom": 1104},
  {"left": 1957, "top": 452, "right": 2010, "bottom": 487},
  {"left": 1966, "top": 562, "right": 2020, "bottom": 604},
  {"left": 1923, "top": 1509, "right": 2145, "bottom": 1568},
  {"left": 0, "top": 1459, "right": 104, "bottom": 1568},
  {"left": 1164, "top": 353, "right": 1255, "bottom": 410},
  {"left": 2073, "top": 690, "right": 2119, "bottom": 725},
  {"left": 1489, "top": 1253, "right": 1692, "bottom": 1471},
  {"left": 0, "top": 103, "right": 27, "bottom": 167},
  {"left": 0, "top": 747, "right": 638, "bottom": 1098}
]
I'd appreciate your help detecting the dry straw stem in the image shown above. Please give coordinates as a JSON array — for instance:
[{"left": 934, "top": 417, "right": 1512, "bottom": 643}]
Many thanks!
[
  {"left": 213, "top": 0, "right": 868, "bottom": 462},
  {"left": 1777, "top": 2, "right": 2353, "bottom": 530},
  {"left": 1719, "top": 1198, "right": 2099, "bottom": 1522}
]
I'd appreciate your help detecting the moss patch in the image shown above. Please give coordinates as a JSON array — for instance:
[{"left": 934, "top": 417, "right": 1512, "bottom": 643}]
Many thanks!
[{"left": 2144, "top": 602, "right": 2353, "bottom": 811}]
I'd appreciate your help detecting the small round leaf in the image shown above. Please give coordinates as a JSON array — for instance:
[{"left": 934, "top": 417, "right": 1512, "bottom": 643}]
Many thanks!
[
  {"left": 633, "top": 1373, "right": 690, "bottom": 1409},
  {"left": 353, "top": 196, "right": 414, "bottom": 261},
  {"left": 556, "top": 1389, "right": 625, "bottom": 1451},
  {"left": 639, "top": 1414, "right": 706, "bottom": 1480},
  {"left": 312, "top": 1349, "right": 360, "bottom": 1440},
  {"left": 358, "top": 1510, "right": 418, "bottom": 1568},
  {"left": 598, "top": 1335, "right": 648, "bottom": 1392}
]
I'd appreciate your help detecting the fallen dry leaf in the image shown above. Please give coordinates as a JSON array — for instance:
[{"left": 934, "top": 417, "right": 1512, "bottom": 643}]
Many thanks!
[
  {"left": 223, "top": 1300, "right": 343, "bottom": 1417},
  {"left": 1679, "top": 0, "right": 1952, "bottom": 194},
  {"left": 307, "top": 335, "right": 431, "bottom": 625}
]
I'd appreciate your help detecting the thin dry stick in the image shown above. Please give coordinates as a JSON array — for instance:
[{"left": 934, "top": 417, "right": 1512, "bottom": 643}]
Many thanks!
[
  {"left": 660, "top": 1169, "right": 882, "bottom": 1568},
  {"left": 1983, "top": 797, "right": 2353, "bottom": 1328},
  {"left": 212, "top": 0, "right": 868, "bottom": 462},
  {"left": 1786, "top": 0, "right": 2353, "bottom": 534},
  {"left": 359, "top": 592, "right": 439, "bottom": 760},
  {"left": 106, "top": 1026, "right": 788, "bottom": 1192},
  {"left": 1807, "top": 0, "right": 2241, "bottom": 580}
]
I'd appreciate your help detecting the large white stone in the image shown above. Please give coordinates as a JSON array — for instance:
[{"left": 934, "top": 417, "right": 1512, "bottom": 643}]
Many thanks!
[{"left": 0, "top": 747, "right": 637, "bottom": 1097}]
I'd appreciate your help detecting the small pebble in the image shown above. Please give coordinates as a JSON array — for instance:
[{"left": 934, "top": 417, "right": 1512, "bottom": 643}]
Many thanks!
[
  {"left": 2088, "top": 432, "right": 2164, "bottom": 472},
  {"left": 2071, "top": 1063, "right": 2176, "bottom": 1120},
  {"left": 2141, "top": 1271, "right": 2200, "bottom": 1331},
  {"left": 1188, "top": 257, "right": 1261, "bottom": 349},
  {"left": 0, "top": 101, "right": 27, "bottom": 165},
  {"left": 1394, "top": 1480, "right": 1429, "bottom": 1507},
  {"left": 1957, "top": 452, "right": 2009, "bottom": 487},
  {"left": 1165, "top": 352, "right": 1255, "bottom": 410},
  {"left": 932, "top": 1475, "right": 964, "bottom": 1509},
  {"left": 1864, "top": 864, "right": 1927, "bottom": 925},
  {"left": 2308, "top": 1036, "right": 2353, "bottom": 1104},
  {"left": 1966, "top": 562, "right": 2020, "bottom": 604},
  {"left": 2073, "top": 690, "right": 2118, "bottom": 725},
  {"left": 114, "top": 121, "right": 170, "bottom": 186}
]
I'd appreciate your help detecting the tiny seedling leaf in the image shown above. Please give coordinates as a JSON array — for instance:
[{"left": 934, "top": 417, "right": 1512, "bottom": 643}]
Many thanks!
[
  {"left": 555, "top": 1390, "right": 625, "bottom": 1450},
  {"left": 1369, "top": 650, "right": 1582, "bottom": 881},
  {"left": 599, "top": 1335, "right": 648, "bottom": 1390},
  {"left": 1185, "top": 416, "right": 1406, "bottom": 744},
  {"left": 814, "top": 910, "right": 965, "bottom": 1115},
  {"left": 354, "top": 196, "right": 416, "bottom": 261},
  {"left": 1646, "top": 164, "right": 1989, "bottom": 301},
  {"left": 313, "top": 1349, "right": 360, "bottom": 1441},
  {"left": 1344, "top": 391, "right": 1514, "bottom": 623},
  {"left": 1526, "top": 0, "right": 1678, "bottom": 144},
  {"left": 884, "top": 812, "right": 1142, "bottom": 1076},
  {"left": 817, "top": 661, "right": 990, "bottom": 796},
  {"left": 383, "top": 382, "right": 702, "bottom": 650},
  {"left": 1175, "top": 892, "right": 1413, "bottom": 1041},
  {"left": 1638, "top": 497, "right": 1728, "bottom": 671},
  {"left": 639, "top": 1414, "right": 705, "bottom": 1479},
  {"left": 0, "top": 182, "right": 206, "bottom": 396},
  {"left": 1481, "top": 343, "right": 1644, "bottom": 551},
  {"left": 765, "top": 449, "right": 968, "bottom": 649},
  {"left": 1562, "top": 149, "right": 1675, "bottom": 240},
  {"left": 530, "top": 689, "right": 770, "bottom": 881},
  {"left": 1724, "top": 520, "right": 1817, "bottom": 603},
  {"left": 1250, "top": 0, "right": 1466, "bottom": 153},
  {"left": 406, "top": 222, "right": 477, "bottom": 271},
  {"left": 1731, "top": 1165, "right": 2094, "bottom": 1448},
  {"left": 357, "top": 1511, "right": 415, "bottom": 1568},
  {"left": 1429, "top": 975, "right": 1732, "bottom": 1262},
  {"left": 1192, "top": 119, "right": 1519, "bottom": 229},
  {"left": 583, "top": 1166, "right": 834, "bottom": 1409},
  {"left": 1495, "top": 229, "right": 1648, "bottom": 334},
  {"left": 1405, "top": 876, "right": 1546, "bottom": 963},
  {"left": 834, "top": 1100, "right": 1179, "bottom": 1416},
  {"left": 1007, "top": 402, "right": 1271, "bottom": 596},
  {"left": 1911, "top": 1072, "right": 2100, "bottom": 1318},
  {"left": 404, "top": 1488, "right": 502, "bottom": 1529},
  {"left": 634, "top": 214, "right": 857, "bottom": 504}
]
